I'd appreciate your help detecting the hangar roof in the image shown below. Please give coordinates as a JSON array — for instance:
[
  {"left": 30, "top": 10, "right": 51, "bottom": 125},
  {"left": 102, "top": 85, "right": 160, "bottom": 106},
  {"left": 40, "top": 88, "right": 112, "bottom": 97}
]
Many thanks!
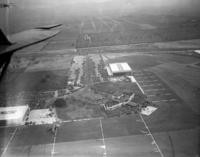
[
  {"left": 109, "top": 62, "right": 132, "bottom": 74},
  {"left": 0, "top": 105, "right": 29, "bottom": 121}
]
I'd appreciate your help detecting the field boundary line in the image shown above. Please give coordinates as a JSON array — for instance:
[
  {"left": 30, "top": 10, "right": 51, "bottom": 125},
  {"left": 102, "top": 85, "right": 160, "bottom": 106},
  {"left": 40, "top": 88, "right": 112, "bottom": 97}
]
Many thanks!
[
  {"left": 145, "top": 88, "right": 166, "bottom": 92},
  {"left": 152, "top": 99, "right": 177, "bottom": 103},
  {"left": 100, "top": 119, "right": 107, "bottom": 157},
  {"left": 135, "top": 82, "right": 145, "bottom": 94},
  {"left": 62, "top": 117, "right": 104, "bottom": 123},
  {"left": 134, "top": 76, "right": 164, "bottom": 157},
  {"left": 147, "top": 93, "right": 172, "bottom": 97},
  {"left": 51, "top": 128, "right": 58, "bottom": 157},
  {"left": 138, "top": 80, "right": 159, "bottom": 83},
  {"left": 139, "top": 114, "right": 164, "bottom": 157},
  {"left": 0, "top": 125, "right": 21, "bottom": 129},
  {"left": 141, "top": 83, "right": 162, "bottom": 87},
  {"left": 1, "top": 128, "right": 17, "bottom": 157}
]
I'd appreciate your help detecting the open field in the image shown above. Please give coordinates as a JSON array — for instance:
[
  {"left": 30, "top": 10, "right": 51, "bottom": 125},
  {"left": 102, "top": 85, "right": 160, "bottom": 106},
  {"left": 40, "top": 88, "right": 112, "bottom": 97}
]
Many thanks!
[
  {"left": 0, "top": 70, "right": 69, "bottom": 93},
  {"left": 70, "top": 15, "right": 200, "bottom": 48},
  {"left": 10, "top": 14, "right": 200, "bottom": 50},
  {"left": 0, "top": 51, "right": 73, "bottom": 108},
  {"left": 149, "top": 62, "right": 200, "bottom": 114},
  {"left": 8, "top": 54, "right": 73, "bottom": 72},
  {"left": 0, "top": 115, "right": 160, "bottom": 157},
  {"left": 0, "top": 112, "right": 199, "bottom": 157}
]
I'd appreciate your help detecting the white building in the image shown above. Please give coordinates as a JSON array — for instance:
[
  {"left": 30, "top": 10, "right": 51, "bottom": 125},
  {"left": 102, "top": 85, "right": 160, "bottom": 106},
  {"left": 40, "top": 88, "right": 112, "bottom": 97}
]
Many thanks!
[
  {"left": 28, "top": 108, "right": 57, "bottom": 125},
  {"left": 194, "top": 50, "right": 200, "bottom": 54},
  {"left": 0, "top": 105, "right": 29, "bottom": 126},
  {"left": 106, "top": 62, "right": 132, "bottom": 76}
]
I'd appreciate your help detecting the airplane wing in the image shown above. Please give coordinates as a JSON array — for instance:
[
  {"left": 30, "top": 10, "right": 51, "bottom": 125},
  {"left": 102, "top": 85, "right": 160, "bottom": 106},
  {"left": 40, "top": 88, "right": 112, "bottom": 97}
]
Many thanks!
[
  {"left": 35, "top": 24, "right": 62, "bottom": 30},
  {"left": 0, "top": 29, "right": 12, "bottom": 45},
  {"left": 0, "top": 24, "right": 62, "bottom": 55},
  {"left": 0, "top": 24, "right": 62, "bottom": 79}
]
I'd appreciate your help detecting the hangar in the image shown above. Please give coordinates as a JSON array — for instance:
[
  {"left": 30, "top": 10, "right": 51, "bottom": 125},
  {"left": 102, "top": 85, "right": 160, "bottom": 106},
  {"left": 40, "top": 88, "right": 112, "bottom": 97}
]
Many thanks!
[
  {"left": 106, "top": 62, "right": 132, "bottom": 76},
  {"left": 0, "top": 105, "right": 29, "bottom": 126}
]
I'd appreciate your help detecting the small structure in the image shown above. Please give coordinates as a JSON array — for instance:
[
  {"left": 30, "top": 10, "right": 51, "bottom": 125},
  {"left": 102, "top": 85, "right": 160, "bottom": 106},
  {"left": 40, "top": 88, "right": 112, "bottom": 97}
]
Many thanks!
[
  {"left": 0, "top": 105, "right": 30, "bottom": 126},
  {"left": 106, "top": 62, "right": 132, "bottom": 76},
  {"left": 102, "top": 93, "right": 135, "bottom": 111},
  {"left": 141, "top": 106, "right": 157, "bottom": 116},
  {"left": 27, "top": 108, "right": 57, "bottom": 125},
  {"left": 194, "top": 50, "right": 200, "bottom": 54}
]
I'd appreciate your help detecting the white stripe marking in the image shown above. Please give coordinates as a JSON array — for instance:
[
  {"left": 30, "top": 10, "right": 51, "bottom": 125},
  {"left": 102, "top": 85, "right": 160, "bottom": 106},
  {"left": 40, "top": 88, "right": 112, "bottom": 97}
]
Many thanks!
[
  {"left": 147, "top": 94, "right": 157, "bottom": 97},
  {"left": 147, "top": 93, "right": 173, "bottom": 97},
  {"left": 134, "top": 76, "right": 164, "bottom": 157},
  {"left": 136, "top": 81, "right": 145, "bottom": 94},
  {"left": 100, "top": 119, "right": 107, "bottom": 157},
  {"left": 139, "top": 114, "right": 164, "bottom": 157},
  {"left": 1, "top": 128, "right": 17, "bottom": 157},
  {"left": 152, "top": 99, "right": 177, "bottom": 103},
  {"left": 133, "top": 73, "right": 153, "bottom": 76},
  {"left": 145, "top": 88, "right": 166, "bottom": 92},
  {"left": 62, "top": 117, "right": 103, "bottom": 123},
  {"left": 0, "top": 125, "right": 21, "bottom": 129},
  {"left": 51, "top": 128, "right": 58, "bottom": 157},
  {"left": 138, "top": 80, "right": 159, "bottom": 83},
  {"left": 135, "top": 76, "right": 157, "bottom": 79},
  {"left": 141, "top": 83, "right": 162, "bottom": 87}
]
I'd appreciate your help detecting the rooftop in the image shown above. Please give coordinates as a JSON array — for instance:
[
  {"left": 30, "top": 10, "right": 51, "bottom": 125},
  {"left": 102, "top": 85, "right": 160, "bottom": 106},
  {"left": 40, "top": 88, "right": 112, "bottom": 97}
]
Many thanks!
[
  {"left": 109, "top": 62, "right": 132, "bottom": 74},
  {"left": 0, "top": 105, "right": 29, "bottom": 121}
]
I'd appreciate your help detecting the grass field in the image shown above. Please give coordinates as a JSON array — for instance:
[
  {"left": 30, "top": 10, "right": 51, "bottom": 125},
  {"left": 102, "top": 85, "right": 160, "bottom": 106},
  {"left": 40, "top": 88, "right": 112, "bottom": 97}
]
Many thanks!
[
  {"left": 10, "top": 14, "right": 200, "bottom": 50},
  {"left": 150, "top": 62, "right": 200, "bottom": 114},
  {"left": 0, "top": 115, "right": 162, "bottom": 157},
  {"left": 71, "top": 15, "right": 200, "bottom": 48},
  {"left": 1, "top": 108, "right": 198, "bottom": 157}
]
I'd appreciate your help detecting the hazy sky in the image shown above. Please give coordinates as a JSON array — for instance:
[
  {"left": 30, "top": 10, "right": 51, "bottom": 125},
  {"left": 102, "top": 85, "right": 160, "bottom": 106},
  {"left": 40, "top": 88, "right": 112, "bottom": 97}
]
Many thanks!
[
  {"left": 11, "top": 0, "right": 200, "bottom": 8},
  {"left": 1, "top": 0, "right": 200, "bottom": 34}
]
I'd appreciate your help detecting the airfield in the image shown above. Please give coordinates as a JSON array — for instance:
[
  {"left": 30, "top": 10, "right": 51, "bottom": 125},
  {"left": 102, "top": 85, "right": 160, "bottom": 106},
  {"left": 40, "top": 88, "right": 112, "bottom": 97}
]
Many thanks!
[{"left": 0, "top": 13, "right": 200, "bottom": 157}]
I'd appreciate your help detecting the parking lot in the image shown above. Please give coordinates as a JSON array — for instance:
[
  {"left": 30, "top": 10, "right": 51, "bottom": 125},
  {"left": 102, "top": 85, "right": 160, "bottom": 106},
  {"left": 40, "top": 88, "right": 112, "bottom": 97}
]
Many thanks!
[{"left": 133, "top": 70, "right": 180, "bottom": 105}]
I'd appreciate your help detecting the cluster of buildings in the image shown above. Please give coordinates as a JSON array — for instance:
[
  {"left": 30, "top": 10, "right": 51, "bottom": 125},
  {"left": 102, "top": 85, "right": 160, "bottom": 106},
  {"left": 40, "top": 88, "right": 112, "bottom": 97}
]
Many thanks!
[
  {"left": 0, "top": 62, "right": 137, "bottom": 127},
  {"left": 0, "top": 105, "right": 57, "bottom": 127}
]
